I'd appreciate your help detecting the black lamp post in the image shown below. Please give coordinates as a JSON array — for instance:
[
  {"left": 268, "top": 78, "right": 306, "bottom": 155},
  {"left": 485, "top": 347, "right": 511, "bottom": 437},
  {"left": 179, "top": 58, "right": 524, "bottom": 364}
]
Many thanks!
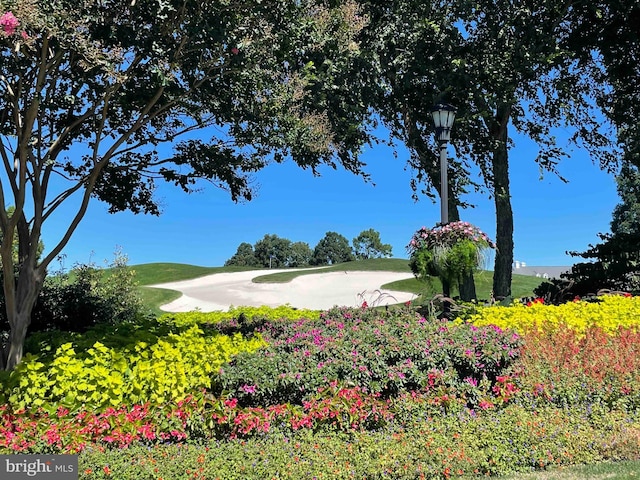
[{"left": 430, "top": 103, "right": 457, "bottom": 225}]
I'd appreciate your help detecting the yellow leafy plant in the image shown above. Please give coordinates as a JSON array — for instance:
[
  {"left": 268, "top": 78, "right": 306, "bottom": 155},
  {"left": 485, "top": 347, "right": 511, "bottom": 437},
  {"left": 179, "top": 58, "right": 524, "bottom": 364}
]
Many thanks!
[
  {"left": 158, "top": 304, "right": 320, "bottom": 328},
  {"left": 5, "top": 326, "right": 266, "bottom": 412},
  {"left": 466, "top": 295, "right": 640, "bottom": 335}
]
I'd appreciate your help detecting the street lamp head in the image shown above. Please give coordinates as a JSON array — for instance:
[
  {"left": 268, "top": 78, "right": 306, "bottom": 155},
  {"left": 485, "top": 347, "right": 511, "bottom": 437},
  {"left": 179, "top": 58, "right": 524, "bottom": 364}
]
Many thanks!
[{"left": 431, "top": 103, "right": 457, "bottom": 143}]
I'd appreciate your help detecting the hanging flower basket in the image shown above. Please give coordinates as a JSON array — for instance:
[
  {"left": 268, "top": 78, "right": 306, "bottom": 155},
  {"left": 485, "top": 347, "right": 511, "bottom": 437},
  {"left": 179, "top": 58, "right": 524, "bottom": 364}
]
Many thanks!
[{"left": 407, "top": 221, "right": 495, "bottom": 288}]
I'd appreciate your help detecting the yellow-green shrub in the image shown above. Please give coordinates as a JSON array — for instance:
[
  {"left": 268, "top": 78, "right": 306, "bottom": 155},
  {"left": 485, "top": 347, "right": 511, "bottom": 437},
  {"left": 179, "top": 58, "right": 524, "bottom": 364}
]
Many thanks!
[
  {"left": 466, "top": 295, "right": 640, "bottom": 335},
  {"left": 158, "top": 304, "right": 320, "bottom": 328},
  {"left": 5, "top": 326, "right": 266, "bottom": 412}
]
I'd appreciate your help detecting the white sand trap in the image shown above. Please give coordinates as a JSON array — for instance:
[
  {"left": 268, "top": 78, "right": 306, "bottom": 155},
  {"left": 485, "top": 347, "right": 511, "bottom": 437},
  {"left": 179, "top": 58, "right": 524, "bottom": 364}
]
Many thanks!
[{"left": 149, "top": 268, "right": 417, "bottom": 312}]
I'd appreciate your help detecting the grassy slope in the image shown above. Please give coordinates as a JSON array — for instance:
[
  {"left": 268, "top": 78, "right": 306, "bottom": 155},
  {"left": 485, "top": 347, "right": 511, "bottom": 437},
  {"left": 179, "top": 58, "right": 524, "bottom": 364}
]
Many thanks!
[
  {"left": 251, "top": 258, "right": 419, "bottom": 283},
  {"left": 382, "top": 272, "right": 544, "bottom": 300},
  {"left": 131, "top": 263, "right": 257, "bottom": 286}
]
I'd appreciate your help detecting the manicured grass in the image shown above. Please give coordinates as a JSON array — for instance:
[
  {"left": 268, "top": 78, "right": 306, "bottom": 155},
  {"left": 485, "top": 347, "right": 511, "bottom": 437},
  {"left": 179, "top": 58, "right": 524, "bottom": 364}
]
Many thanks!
[
  {"left": 138, "top": 286, "right": 181, "bottom": 317},
  {"left": 503, "top": 460, "right": 640, "bottom": 479},
  {"left": 129, "top": 263, "right": 257, "bottom": 286},
  {"left": 251, "top": 258, "right": 412, "bottom": 283},
  {"left": 382, "top": 271, "right": 544, "bottom": 300}
]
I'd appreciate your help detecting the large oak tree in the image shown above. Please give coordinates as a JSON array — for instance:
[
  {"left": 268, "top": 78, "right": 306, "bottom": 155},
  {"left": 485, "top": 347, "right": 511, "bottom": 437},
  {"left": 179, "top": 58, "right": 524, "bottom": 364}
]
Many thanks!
[{"left": 0, "top": 0, "right": 372, "bottom": 369}]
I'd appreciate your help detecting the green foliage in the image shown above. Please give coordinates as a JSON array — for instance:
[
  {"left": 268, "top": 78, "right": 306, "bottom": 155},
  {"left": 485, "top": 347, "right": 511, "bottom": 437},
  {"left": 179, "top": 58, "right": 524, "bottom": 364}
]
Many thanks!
[
  {"left": 311, "top": 231, "right": 354, "bottom": 265},
  {"left": 224, "top": 242, "right": 260, "bottom": 267},
  {"left": 2, "top": 299, "right": 640, "bottom": 479},
  {"left": 157, "top": 305, "right": 321, "bottom": 328},
  {"left": 0, "top": 250, "right": 146, "bottom": 335},
  {"left": 407, "top": 222, "right": 494, "bottom": 294},
  {"left": 289, "top": 241, "right": 313, "bottom": 268},
  {"left": 253, "top": 234, "right": 293, "bottom": 268},
  {"left": 1, "top": 321, "right": 266, "bottom": 412},
  {"left": 565, "top": 1, "right": 640, "bottom": 154},
  {"left": 352, "top": 228, "right": 392, "bottom": 260},
  {"left": 226, "top": 237, "right": 314, "bottom": 268},
  {"left": 72, "top": 407, "right": 640, "bottom": 479}
]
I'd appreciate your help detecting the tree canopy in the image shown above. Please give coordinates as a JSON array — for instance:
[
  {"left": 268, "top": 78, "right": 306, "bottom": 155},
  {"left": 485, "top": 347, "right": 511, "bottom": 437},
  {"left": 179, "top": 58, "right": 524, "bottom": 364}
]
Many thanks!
[
  {"left": 352, "top": 228, "right": 392, "bottom": 260},
  {"left": 0, "top": 0, "right": 372, "bottom": 369},
  {"left": 311, "top": 231, "right": 354, "bottom": 266},
  {"left": 224, "top": 242, "right": 259, "bottom": 268},
  {"left": 253, "top": 234, "right": 294, "bottom": 269},
  {"left": 356, "top": 0, "right": 620, "bottom": 298}
]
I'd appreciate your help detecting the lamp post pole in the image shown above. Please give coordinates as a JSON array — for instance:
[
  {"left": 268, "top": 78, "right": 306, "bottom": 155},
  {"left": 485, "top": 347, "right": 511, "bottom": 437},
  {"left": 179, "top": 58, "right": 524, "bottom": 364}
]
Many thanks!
[
  {"left": 431, "top": 103, "right": 457, "bottom": 311},
  {"left": 430, "top": 103, "right": 457, "bottom": 225},
  {"left": 439, "top": 141, "right": 449, "bottom": 225}
]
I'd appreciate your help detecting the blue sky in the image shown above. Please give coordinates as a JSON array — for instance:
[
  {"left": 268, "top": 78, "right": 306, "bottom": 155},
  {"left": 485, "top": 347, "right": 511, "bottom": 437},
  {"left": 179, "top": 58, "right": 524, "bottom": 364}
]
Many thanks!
[{"left": 44, "top": 127, "right": 619, "bottom": 270}]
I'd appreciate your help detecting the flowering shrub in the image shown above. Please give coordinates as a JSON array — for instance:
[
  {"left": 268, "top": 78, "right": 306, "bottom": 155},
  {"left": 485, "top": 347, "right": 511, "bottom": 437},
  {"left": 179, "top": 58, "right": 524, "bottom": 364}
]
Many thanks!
[
  {"left": 511, "top": 324, "right": 640, "bottom": 411},
  {"left": 0, "top": 399, "right": 197, "bottom": 453},
  {"left": 407, "top": 222, "right": 495, "bottom": 290},
  {"left": 213, "top": 306, "right": 521, "bottom": 408},
  {"left": 199, "top": 383, "right": 396, "bottom": 439}
]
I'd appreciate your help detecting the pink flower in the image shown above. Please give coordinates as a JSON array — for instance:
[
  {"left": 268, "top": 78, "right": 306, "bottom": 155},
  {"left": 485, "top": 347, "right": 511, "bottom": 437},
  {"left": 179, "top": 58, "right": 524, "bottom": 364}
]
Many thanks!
[
  {"left": 241, "top": 384, "right": 257, "bottom": 394},
  {"left": 1, "top": 11, "right": 19, "bottom": 36},
  {"left": 231, "top": 47, "right": 239, "bottom": 55}
]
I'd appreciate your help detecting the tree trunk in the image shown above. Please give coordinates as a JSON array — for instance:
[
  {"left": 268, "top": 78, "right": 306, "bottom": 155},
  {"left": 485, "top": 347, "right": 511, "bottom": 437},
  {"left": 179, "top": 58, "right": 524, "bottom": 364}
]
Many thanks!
[
  {"left": 491, "top": 110, "right": 514, "bottom": 300},
  {"left": 2, "top": 264, "right": 44, "bottom": 371},
  {"left": 458, "top": 273, "right": 477, "bottom": 301},
  {"left": 4, "top": 312, "right": 30, "bottom": 371}
]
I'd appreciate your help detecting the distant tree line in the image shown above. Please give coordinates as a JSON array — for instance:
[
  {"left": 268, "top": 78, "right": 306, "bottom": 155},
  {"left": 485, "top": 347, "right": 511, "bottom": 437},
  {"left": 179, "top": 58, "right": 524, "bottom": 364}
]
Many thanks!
[{"left": 224, "top": 229, "right": 392, "bottom": 268}]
